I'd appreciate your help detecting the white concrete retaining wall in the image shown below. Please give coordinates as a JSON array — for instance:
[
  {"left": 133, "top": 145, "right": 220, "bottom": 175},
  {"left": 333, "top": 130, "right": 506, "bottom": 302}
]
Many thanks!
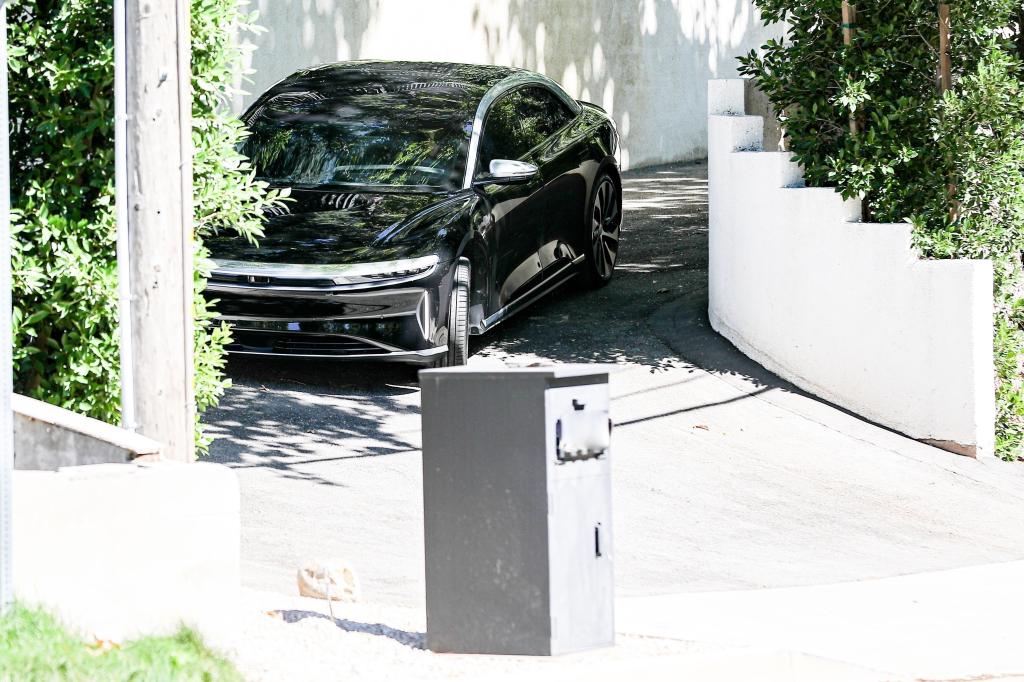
[
  {"left": 708, "top": 79, "right": 995, "bottom": 457},
  {"left": 238, "top": 0, "right": 782, "bottom": 169},
  {"left": 12, "top": 461, "right": 240, "bottom": 641},
  {"left": 13, "top": 393, "right": 161, "bottom": 470}
]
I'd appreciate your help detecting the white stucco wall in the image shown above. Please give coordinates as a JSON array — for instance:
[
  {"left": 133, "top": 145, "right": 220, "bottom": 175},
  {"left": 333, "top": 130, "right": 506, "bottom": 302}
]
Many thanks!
[
  {"left": 239, "top": 0, "right": 781, "bottom": 169},
  {"left": 707, "top": 79, "right": 995, "bottom": 457}
]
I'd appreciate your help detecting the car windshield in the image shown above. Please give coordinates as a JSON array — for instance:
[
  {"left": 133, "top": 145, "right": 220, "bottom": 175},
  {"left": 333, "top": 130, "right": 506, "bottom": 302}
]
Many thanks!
[{"left": 241, "top": 83, "right": 478, "bottom": 190}]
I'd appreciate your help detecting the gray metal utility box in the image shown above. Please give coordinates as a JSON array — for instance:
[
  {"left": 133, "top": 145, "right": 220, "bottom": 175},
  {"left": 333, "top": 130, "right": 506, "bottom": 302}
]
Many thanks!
[{"left": 420, "top": 365, "right": 615, "bottom": 656}]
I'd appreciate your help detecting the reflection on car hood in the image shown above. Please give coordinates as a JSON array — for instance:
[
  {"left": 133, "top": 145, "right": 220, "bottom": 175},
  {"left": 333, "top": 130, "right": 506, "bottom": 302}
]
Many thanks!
[{"left": 204, "top": 187, "right": 454, "bottom": 265}]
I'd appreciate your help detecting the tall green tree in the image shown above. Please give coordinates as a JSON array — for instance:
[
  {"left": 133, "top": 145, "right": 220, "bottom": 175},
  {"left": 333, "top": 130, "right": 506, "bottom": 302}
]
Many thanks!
[{"left": 7, "top": 0, "right": 283, "bottom": 452}]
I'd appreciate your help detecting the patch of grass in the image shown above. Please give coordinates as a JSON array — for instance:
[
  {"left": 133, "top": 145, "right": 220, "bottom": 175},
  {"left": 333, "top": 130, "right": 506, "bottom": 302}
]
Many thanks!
[{"left": 0, "top": 603, "right": 243, "bottom": 681}]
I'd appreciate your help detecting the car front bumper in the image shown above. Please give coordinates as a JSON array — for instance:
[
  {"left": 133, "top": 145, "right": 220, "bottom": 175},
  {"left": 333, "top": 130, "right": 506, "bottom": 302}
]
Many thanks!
[{"left": 204, "top": 260, "right": 453, "bottom": 365}]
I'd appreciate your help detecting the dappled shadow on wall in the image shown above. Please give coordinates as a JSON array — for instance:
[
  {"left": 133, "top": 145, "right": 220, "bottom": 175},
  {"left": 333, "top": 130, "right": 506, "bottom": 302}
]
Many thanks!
[
  {"left": 245, "top": 0, "right": 381, "bottom": 103},
  {"left": 472, "top": 0, "right": 767, "bottom": 167},
  {"left": 244, "top": 0, "right": 773, "bottom": 166}
]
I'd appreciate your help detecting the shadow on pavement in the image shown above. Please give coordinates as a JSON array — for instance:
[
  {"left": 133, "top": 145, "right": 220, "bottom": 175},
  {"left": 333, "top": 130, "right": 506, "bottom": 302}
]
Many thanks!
[
  {"left": 205, "top": 355, "right": 423, "bottom": 484},
  {"left": 649, "top": 287, "right": 780, "bottom": 391},
  {"left": 272, "top": 610, "right": 425, "bottom": 649},
  {"left": 647, "top": 284, "right": 924, "bottom": 440},
  {"left": 469, "top": 163, "right": 712, "bottom": 372},
  {"left": 205, "top": 161, "right": 808, "bottom": 478}
]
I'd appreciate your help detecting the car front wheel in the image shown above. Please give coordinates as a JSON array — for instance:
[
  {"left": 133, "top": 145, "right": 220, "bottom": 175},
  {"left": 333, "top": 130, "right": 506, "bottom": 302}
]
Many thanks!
[{"left": 433, "top": 261, "right": 470, "bottom": 367}]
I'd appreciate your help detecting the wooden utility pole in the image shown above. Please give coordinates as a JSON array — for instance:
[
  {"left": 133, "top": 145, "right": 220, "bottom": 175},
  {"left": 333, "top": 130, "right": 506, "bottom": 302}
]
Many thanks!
[
  {"left": 115, "top": 0, "right": 195, "bottom": 461},
  {"left": 1, "top": 0, "right": 15, "bottom": 613},
  {"left": 842, "top": 2, "right": 858, "bottom": 136}
]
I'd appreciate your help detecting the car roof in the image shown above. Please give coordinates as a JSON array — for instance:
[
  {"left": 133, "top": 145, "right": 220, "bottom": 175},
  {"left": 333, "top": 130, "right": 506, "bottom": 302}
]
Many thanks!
[{"left": 265, "top": 60, "right": 524, "bottom": 99}]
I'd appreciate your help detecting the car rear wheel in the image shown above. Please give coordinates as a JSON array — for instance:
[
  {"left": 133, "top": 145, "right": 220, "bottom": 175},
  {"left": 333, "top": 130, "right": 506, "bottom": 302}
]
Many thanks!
[
  {"left": 433, "top": 261, "right": 470, "bottom": 367},
  {"left": 584, "top": 173, "right": 621, "bottom": 287}
]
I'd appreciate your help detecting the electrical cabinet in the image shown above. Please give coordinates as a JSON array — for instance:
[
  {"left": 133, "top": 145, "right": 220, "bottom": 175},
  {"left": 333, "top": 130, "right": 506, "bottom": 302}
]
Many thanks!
[{"left": 420, "top": 365, "right": 615, "bottom": 655}]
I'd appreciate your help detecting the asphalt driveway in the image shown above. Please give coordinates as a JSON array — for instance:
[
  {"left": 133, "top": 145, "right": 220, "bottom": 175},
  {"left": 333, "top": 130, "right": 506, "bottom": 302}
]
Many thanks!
[{"left": 205, "top": 161, "right": 1024, "bottom": 608}]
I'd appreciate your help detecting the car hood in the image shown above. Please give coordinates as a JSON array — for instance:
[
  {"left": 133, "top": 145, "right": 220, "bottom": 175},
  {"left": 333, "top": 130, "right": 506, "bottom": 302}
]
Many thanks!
[{"left": 205, "top": 187, "right": 467, "bottom": 265}]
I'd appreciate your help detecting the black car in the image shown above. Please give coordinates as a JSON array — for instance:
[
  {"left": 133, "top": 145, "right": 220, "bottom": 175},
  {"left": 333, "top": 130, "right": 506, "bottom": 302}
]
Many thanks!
[{"left": 205, "top": 60, "right": 622, "bottom": 366}]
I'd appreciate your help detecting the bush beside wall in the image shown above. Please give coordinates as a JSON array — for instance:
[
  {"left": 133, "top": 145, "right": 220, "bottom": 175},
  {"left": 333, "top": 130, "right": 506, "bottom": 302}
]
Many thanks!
[
  {"left": 8, "top": 0, "right": 283, "bottom": 452},
  {"left": 739, "top": 1, "right": 1024, "bottom": 458}
]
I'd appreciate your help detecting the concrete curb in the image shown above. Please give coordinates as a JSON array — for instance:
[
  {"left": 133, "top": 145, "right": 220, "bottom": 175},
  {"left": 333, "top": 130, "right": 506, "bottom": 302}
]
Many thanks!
[{"left": 13, "top": 393, "right": 161, "bottom": 469}]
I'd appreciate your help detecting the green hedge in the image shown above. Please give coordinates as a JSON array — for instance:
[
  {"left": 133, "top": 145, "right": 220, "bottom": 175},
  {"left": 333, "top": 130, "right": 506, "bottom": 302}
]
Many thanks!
[
  {"left": 8, "top": 0, "right": 284, "bottom": 452},
  {"left": 740, "top": 1, "right": 1024, "bottom": 458}
]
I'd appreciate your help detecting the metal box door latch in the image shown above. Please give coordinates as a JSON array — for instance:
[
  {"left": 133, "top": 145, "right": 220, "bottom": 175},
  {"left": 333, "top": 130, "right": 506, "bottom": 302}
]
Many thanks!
[{"left": 555, "top": 399, "right": 612, "bottom": 463}]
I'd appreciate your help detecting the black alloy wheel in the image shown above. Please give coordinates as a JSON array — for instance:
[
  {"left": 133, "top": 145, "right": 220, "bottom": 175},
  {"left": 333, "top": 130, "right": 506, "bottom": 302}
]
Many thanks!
[{"left": 585, "top": 174, "right": 621, "bottom": 286}]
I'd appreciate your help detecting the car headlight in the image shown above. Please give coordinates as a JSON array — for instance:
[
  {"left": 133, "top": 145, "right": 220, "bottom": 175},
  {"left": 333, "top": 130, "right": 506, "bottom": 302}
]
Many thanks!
[
  {"left": 330, "top": 255, "right": 440, "bottom": 285},
  {"left": 205, "top": 254, "right": 441, "bottom": 287}
]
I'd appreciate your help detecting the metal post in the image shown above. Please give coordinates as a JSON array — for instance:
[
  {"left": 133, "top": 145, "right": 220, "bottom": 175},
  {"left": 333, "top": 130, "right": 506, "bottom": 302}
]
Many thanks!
[
  {"left": 115, "top": 0, "right": 195, "bottom": 461},
  {"left": 0, "top": 0, "right": 14, "bottom": 613},
  {"left": 175, "top": 0, "right": 195, "bottom": 443},
  {"left": 937, "top": 3, "right": 958, "bottom": 220},
  {"left": 841, "top": 3, "right": 856, "bottom": 46},
  {"left": 114, "top": 0, "right": 135, "bottom": 433},
  {"left": 842, "top": 2, "right": 858, "bottom": 137}
]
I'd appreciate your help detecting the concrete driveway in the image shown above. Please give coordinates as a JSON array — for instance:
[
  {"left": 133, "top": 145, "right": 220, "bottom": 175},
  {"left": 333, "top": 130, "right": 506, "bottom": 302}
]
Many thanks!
[{"left": 205, "top": 162, "right": 1024, "bottom": 609}]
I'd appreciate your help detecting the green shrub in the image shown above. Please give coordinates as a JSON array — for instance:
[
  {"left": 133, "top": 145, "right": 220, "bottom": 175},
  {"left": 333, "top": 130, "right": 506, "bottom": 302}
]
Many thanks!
[
  {"left": 740, "top": 1, "right": 1024, "bottom": 458},
  {"left": 915, "top": 47, "right": 1024, "bottom": 455},
  {"left": 8, "top": 0, "right": 283, "bottom": 453},
  {"left": 189, "top": 0, "right": 287, "bottom": 451}
]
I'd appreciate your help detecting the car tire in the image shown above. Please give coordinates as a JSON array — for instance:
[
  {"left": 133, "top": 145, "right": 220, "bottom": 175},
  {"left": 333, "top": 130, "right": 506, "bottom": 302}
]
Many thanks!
[
  {"left": 433, "top": 261, "right": 470, "bottom": 367},
  {"left": 583, "top": 172, "right": 621, "bottom": 288}
]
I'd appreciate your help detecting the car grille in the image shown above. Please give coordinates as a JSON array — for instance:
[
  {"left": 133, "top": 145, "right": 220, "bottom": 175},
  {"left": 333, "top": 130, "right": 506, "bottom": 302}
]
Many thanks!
[{"left": 227, "top": 331, "right": 390, "bottom": 357}]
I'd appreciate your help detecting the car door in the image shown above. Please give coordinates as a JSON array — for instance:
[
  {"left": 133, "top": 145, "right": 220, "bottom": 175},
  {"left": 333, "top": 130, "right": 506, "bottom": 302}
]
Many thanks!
[
  {"left": 474, "top": 89, "right": 548, "bottom": 309},
  {"left": 512, "top": 86, "right": 589, "bottom": 276}
]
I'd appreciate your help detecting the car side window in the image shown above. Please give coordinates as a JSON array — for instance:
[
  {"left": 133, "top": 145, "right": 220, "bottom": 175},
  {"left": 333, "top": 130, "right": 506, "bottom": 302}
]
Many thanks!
[
  {"left": 478, "top": 91, "right": 531, "bottom": 171},
  {"left": 516, "top": 86, "right": 575, "bottom": 145},
  {"left": 477, "top": 86, "right": 576, "bottom": 175}
]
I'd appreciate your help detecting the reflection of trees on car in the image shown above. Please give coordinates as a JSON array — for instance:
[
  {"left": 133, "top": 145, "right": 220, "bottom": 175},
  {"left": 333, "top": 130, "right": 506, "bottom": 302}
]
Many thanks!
[
  {"left": 242, "top": 83, "right": 476, "bottom": 190},
  {"left": 240, "top": 62, "right": 579, "bottom": 191},
  {"left": 479, "top": 86, "right": 576, "bottom": 173}
]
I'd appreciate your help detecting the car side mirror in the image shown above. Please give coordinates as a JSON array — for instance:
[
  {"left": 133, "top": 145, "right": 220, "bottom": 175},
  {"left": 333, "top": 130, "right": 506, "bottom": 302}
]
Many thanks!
[{"left": 474, "top": 159, "right": 539, "bottom": 186}]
